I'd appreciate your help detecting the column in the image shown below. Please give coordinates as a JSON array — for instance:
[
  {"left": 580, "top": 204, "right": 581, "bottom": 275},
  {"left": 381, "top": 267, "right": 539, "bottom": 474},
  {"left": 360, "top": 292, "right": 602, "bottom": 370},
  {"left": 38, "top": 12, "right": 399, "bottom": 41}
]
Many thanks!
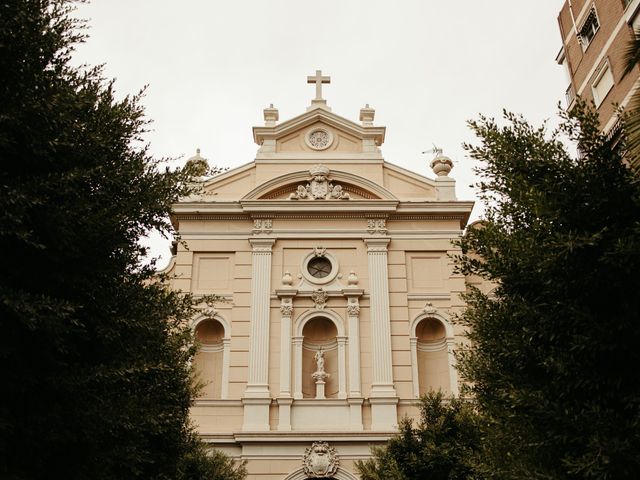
[
  {"left": 337, "top": 336, "right": 347, "bottom": 399},
  {"left": 242, "top": 238, "right": 275, "bottom": 431},
  {"left": 410, "top": 337, "right": 419, "bottom": 398},
  {"left": 277, "top": 292, "right": 296, "bottom": 431},
  {"left": 364, "top": 238, "right": 398, "bottom": 430},
  {"left": 345, "top": 294, "right": 363, "bottom": 397},
  {"left": 221, "top": 337, "right": 231, "bottom": 399},
  {"left": 345, "top": 291, "right": 364, "bottom": 430},
  {"left": 446, "top": 338, "right": 459, "bottom": 396},
  {"left": 293, "top": 336, "right": 304, "bottom": 399}
]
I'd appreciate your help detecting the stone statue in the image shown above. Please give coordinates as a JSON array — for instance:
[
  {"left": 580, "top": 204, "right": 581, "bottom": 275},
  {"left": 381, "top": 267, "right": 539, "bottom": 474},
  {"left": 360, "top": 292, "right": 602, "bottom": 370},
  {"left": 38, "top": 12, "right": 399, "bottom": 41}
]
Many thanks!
[{"left": 314, "top": 348, "right": 325, "bottom": 373}]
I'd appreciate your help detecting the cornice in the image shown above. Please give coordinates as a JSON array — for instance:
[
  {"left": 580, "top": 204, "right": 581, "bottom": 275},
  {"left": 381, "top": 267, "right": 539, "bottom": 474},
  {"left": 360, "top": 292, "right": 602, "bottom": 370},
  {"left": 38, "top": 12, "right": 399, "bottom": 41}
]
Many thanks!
[
  {"left": 240, "top": 199, "right": 399, "bottom": 213},
  {"left": 171, "top": 200, "right": 474, "bottom": 229}
]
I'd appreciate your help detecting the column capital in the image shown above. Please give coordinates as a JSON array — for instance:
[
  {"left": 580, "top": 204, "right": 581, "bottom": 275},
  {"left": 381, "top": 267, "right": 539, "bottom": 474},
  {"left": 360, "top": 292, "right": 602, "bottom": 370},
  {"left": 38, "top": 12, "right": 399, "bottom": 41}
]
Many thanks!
[
  {"left": 364, "top": 237, "right": 390, "bottom": 252},
  {"left": 249, "top": 237, "right": 276, "bottom": 252}
]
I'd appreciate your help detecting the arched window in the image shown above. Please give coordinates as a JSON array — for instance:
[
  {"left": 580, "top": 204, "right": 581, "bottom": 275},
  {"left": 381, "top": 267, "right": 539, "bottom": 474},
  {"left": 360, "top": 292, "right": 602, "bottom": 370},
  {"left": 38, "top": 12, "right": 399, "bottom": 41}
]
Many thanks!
[
  {"left": 193, "top": 316, "right": 230, "bottom": 399},
  {"left": 302, "top": 317, "right": 338, "bottom": 398},
  {"left": 410, "top": 312, "right": 458, "bottom": 397}
]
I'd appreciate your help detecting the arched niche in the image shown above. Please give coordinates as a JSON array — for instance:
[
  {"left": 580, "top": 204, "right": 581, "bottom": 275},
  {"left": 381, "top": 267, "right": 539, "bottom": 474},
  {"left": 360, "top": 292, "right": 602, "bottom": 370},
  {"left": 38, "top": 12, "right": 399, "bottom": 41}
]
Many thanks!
[
  {"left": 409, "top": 311, "right": 458, "bottom": 397},
  {"left": 193, "top": 314, "right": 231, "bottom": 399},
  {"left": 293, "top": 309, "right": 347, "bottom": 399}
]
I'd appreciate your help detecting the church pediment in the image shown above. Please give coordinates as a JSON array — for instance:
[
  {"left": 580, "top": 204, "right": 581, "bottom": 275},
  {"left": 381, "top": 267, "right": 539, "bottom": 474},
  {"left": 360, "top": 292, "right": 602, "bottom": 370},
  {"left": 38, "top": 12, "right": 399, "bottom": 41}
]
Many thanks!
[
  {"left": 253, "top": 107, "right": 385, "bottom": 155},
  {"left": 241, "top": 165, "right": 398, "bottom": 202}
]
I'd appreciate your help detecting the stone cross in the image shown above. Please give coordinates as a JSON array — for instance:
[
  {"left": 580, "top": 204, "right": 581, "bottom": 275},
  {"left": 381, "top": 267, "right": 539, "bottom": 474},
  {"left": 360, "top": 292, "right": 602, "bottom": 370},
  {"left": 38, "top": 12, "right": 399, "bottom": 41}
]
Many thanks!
[{"left": 307, "top": 69, "right": 330, "bottom": 101}]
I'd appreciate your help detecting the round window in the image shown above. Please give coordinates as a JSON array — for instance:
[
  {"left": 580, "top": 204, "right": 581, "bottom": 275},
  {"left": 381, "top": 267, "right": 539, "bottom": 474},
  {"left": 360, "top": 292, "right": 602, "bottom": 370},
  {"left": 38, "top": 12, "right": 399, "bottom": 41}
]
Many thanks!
[{"left": 307, "top": 257, "right": 332, "bottom": 279}]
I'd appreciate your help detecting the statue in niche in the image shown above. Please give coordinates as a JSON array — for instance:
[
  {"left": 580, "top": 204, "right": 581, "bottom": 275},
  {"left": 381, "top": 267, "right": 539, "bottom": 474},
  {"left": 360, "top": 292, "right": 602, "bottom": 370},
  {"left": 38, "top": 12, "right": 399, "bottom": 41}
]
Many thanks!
[
  {"left": 312, "top": 347, "right": 329, "bottom": 399},
  {"left": 314, "top": 347, "right": 325, "bottom": 373}
]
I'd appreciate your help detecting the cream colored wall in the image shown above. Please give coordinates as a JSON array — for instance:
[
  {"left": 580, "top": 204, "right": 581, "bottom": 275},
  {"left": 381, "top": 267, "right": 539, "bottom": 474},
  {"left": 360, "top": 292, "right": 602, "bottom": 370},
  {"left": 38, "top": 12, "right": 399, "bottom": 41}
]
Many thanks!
[{"left": 176, "top": 217, "right": 465, "bottom": 432}]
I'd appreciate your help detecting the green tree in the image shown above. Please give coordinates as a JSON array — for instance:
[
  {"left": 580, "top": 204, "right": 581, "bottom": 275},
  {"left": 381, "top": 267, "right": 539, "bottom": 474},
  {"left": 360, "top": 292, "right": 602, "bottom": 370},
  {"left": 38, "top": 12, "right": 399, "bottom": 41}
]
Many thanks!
[
  {"left": 0, "top": 1, "right": 245, "bottom": 479},
  {"left": 456, "top": 103, "right": 640, "bottom": 478},
  {"left": 356, "top": 392, "right": 484, "bottom": 480},
  {"left": 623, "top": 29, "right": 640, "bottom": 170}
]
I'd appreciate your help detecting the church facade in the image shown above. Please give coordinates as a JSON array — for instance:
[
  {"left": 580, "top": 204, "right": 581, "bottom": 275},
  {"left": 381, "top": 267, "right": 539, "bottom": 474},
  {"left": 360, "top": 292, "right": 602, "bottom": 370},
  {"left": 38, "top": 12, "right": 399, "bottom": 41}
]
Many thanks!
[{"left": 163, "top": 71, "right": 474, "bottom": 480}]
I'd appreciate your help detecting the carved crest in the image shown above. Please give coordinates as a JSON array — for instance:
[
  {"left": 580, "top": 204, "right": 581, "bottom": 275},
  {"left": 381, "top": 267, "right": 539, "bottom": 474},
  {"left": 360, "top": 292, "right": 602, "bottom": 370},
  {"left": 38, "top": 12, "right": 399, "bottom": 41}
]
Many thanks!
[
  {"left": 289, "top": 165, "right": 350, "bottom": 200},
  {"left": 302, "top": 441, "right": 339, "bottom": 478},
  {"left": 312, "top": 289, "right": 329, "bottom": 309}
]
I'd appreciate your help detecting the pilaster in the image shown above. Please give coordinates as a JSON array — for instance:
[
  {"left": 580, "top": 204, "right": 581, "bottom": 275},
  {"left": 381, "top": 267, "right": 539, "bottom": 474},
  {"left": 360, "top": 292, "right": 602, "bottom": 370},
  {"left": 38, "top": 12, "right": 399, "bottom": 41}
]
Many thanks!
[
  {"left": 242, "top": 238, "right": 275, "bottom": 431},
  {"left": 364, "top": 237, "right": 398, "bottom": 430},
  {"left": 276, "top": 288, "right": 296, "bottom": 430}
]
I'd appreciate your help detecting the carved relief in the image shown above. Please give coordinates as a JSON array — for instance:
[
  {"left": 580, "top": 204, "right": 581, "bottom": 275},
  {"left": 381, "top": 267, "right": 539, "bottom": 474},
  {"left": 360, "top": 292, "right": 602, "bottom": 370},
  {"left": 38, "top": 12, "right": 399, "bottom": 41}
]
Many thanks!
[
  {"left": 312, "top": 289, "right": 329, "bottom": 309},
  {"left": 307, "top": 129, "right": 331, "bottom": 149},
  {"left": 252, "top": 219, "right": 273, "bottom": 235},
  {"left": 346, "top": 299, "right": 360, "bottom": 317},
  {"left": 302, "top": 442, "right": 339, "bottom": 478},
  {"left": 289, "top": 165, "right": 350, "bottom": 200},
  {"left": 423, "top": 301, "right": 437, "bottom": 314},
  {"left": 367, "top": 218, "right": 387, "bottom": 234},
  {"left": 280, "top": 298, "right": 293, "bottom": 316}
]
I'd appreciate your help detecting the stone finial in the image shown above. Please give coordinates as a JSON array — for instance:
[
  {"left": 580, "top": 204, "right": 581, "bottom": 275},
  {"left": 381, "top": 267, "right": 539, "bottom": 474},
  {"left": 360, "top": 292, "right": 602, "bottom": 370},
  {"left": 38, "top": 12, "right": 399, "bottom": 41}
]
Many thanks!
[
  {"left": 185, "top": 148, "right": 209, "bottom": 178},
  {"left": 264, "top": 103, "right": 279, "bottom": 126},
  {"left": 347, "top": 270, "right": 359, "bottom": 286},
  {"left": 431, "top": 153, "right": 453, "bottom": 177},
  {"left": 282, "top": 271, "right": 293, "bottom": 286},
  {"left": 359, "top": 104, "right": 375, "bottom": 126}
]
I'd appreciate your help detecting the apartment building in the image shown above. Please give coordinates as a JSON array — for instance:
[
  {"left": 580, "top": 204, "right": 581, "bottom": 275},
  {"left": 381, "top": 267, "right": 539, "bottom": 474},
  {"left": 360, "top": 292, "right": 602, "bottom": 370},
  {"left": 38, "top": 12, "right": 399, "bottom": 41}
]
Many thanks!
[{"left": 557, "top": 0, "right": 640, "bottom": 134}]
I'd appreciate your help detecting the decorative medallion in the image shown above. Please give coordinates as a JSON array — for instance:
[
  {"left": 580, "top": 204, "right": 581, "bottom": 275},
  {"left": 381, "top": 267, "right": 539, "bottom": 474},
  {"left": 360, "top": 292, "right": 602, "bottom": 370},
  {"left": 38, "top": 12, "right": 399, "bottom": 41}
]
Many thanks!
[
  {"left": 302, "top": 441, "right": 339, "bottom": 478},
  {"left": 289, "top": 165, "right": 350, "bottom": 200},
  {"left": 305, "top": 127, "right": 333, "bottom": 151}
]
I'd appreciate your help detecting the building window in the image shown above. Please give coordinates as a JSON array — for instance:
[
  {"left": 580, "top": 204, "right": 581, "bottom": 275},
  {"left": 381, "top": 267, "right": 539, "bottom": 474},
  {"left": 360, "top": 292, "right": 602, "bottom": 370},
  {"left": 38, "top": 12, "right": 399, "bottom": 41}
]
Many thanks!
[
  {"left": 592, "top": 61, "right": 615, "bottom": 107},
  {"left": 578, "top": 8, "right": 600, "bottom": 49}
]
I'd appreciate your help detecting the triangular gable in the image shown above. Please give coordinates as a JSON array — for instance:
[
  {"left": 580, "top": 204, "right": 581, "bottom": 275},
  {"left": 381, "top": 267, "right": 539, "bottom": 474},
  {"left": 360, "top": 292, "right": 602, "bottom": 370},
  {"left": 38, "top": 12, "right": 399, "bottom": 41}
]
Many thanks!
[{"left": 253, "top": 106, "right": 385, "bottom": 155}]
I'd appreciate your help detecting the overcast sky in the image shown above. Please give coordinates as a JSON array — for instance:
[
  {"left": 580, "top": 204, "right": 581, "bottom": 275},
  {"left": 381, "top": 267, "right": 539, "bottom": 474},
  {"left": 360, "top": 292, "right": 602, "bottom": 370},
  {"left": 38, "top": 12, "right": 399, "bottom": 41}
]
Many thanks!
[{"left": 71, "top": 1, "right": 567, "bottom": 267}]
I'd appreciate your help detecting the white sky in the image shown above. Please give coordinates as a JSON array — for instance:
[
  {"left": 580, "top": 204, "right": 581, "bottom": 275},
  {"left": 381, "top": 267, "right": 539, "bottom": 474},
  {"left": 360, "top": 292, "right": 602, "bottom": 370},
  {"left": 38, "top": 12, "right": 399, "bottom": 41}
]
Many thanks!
[{"left": 72, "top": 1, "right": 567, "bottom": 268}]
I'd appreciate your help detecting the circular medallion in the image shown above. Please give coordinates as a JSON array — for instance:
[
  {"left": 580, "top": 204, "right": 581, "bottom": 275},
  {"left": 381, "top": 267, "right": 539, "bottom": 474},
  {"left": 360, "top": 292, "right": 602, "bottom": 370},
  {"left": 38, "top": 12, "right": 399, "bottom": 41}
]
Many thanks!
[{"left": 305, "top": 127, "right": 333, "bottom": 150}]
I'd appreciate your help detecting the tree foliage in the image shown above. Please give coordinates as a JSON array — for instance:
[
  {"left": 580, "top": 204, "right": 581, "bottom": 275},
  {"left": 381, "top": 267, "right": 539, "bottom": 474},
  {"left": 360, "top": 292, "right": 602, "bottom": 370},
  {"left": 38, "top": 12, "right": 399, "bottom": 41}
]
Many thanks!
[
  {"left": 356, "top": 392, "right": 484, "bottom": 480},
  {"left": 0, "top": 1, "right": 245, "bottom": 479},
  {"left": 455, "top": 102, "right": 640, "bottom": 478}
]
